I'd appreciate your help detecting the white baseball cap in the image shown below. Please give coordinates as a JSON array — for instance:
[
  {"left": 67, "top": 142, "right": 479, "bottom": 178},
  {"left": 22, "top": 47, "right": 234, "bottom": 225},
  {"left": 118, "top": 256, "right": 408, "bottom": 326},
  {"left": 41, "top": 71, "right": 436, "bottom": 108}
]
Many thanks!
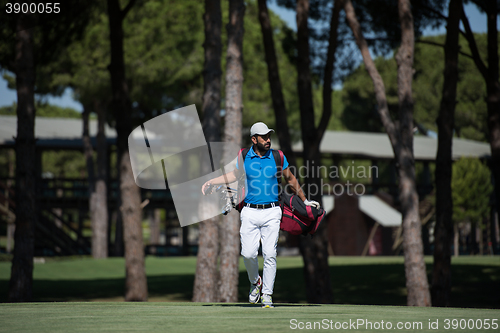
[{"left": 250, "top": 122, "right": 274, "bottom": 136}]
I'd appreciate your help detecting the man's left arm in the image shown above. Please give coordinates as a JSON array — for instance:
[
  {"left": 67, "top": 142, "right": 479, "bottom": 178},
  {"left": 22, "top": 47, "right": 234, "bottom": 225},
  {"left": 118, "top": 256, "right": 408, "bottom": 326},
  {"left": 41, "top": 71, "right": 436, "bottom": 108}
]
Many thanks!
[{"left": 282, "top": 168, "right": 320, "bottom": 208}]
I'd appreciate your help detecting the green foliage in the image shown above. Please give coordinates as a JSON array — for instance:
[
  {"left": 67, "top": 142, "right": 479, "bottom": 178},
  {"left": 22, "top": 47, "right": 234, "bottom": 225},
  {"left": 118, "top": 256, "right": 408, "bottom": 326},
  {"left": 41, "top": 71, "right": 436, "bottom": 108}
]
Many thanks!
[
  {"left": 0, "top": 148, "right": 14, "bottom": 179},
  {"left": 413, "top": 34, "right": 490, "bottom": 141},
  {"left": 341, "top": 57, "right": 398, "bottom": 132},
  {"left": 60, "top": 10, "right": 111, "bottom": 106},
  {"left": 340, "top": 33, "right": 496, "bottom": 141},
  {"left": 124, "top": 0, "right": 205, "bottom": 115},
  {"left": 312, "top": 88, "right": 347, "bottom": 132},
  {"left": 42, "top": 151, "right": 87, "bottom": 178},
  {"left": 0, "top": 0, "right": 99, "bottom": 95},
  {"left": 229, "top": 0, "right": 301, "bottom": 137},
  {"left": 451, "top": 157, "right": 493, "bottom": 225},
  {"left": 0, "top": 103, "right": 81, "bottom": 118},
  {"left": 44, "top": 0, "right": 301, "bottom": 136}
]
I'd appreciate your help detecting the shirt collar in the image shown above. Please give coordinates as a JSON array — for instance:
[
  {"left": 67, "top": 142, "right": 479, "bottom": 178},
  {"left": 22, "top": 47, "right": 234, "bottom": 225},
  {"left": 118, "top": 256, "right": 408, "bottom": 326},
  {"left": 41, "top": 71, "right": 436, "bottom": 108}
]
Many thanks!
[{"left": 249, "top": 146, "right": 272, "bottom": 159}]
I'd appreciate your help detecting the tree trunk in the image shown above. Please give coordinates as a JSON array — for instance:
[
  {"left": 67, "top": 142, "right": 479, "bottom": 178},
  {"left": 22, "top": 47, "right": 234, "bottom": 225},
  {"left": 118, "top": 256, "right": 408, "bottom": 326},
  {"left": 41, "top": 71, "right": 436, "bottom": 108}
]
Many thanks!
[
  {"left": 114, "top": 146, "right": 124, "bottom": 257},
  {"left": 82, "top": 105, "right": 102, "bottom": 259},
  {"left": 6, "top": 149, "right": 15, "bottom": 254},
  {"left": 479, "top": 221, "right": 484, "bottom": 255},
  {"left": 318, "top": 0, "right": 344, "bottom": 154},
  {"left": 107, "top": 0, "right": 147, "bottom": 301},
  {"left": 114, "top": 203, "right": 124, "bottom": 256},
  {"left": 218, "top": 0, "right": 245, "bottom": 303},
  {"left": 257, "top": 0, "right": 296, "bottom": 168},
  {"left": 82, "top": 105, "right": 95, "bottom": 191},
  {"left": 461, "top": 1, "right": 500, "bottom": 221},
  {"left": 485, "top": 0, "right": 500, "bottom": 224},
  {"left": 396, "top": 0, "right": 431, "bottom": 307},
  {"left": 431, "top": 0, "right": 461, "bottom": 307},
  {"left": 470, "top": 222, "right": 477, "bottom": 254},
  {"left": 489, "top": 207, "right": 497, "bottom": 254},
  {"left": 94, "top": 100, "right": 109, "bottom": 258},
  {"left": 453, "top": 223, "right": 459, "bottom": 257},
  {"left": 9, "top": 13, "right": 36, "bottom": 303},
  {"left": 193, "top": 0, "right": 222, "bottom": 303},
  {"left": 344, "top": 0, "right": 431, "bottom": 306},
  {"left": 193, "top": 219, "right": 219, "bottom": 302},
  {"left": 149, "top": 209, "right": 161, "bottom": 245},
  {"left": 296, "top": 0, "right": 333, "bottom": 304}
]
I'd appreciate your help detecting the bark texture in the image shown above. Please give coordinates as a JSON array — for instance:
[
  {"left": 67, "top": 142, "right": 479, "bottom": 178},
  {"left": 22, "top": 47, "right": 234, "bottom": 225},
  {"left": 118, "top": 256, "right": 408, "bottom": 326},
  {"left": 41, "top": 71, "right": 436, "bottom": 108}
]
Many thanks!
[
  {"left": 107, "top": 0, "right": 147, "bottom": 301},
  {"left": 431, "top": 0, "right": 461, "bottom": 307},
  {"left": 6, "top": 150, "right": 15, "bottom": 254},
  {"left": 82, "top": 105, "right": 99, "bottom": 258},
  {"left": 94, "top": 100, "right": 109, "bottom": 258},
  {"left": 219, "top": 0, "right": 245, "bottom": 303},
  {"left": 201, "top": 0, "right": 223, "bottom": 142},
  {"left": 345, "top": 0, "right": 431, "bottom": 306},
  {"left": 9, "top": 13, "right": 36, "bottom": 303},
  {"left": 193, "top": 219, "right": 220, "bottom": 302},
  {"left": 149, "top": 209, "right": 161, "bottom": 245},
  {"left": 295, "top": 0, "right": 335, "bottom": 304},
  {"left": 193, "top": 0, "right": 222, "bottom": 303},
  {"left": 396, "top": 0, "right": 431, "bottom": 307},
  {"left": 257, "top": 0, "right": 296, "bottom": 168}
]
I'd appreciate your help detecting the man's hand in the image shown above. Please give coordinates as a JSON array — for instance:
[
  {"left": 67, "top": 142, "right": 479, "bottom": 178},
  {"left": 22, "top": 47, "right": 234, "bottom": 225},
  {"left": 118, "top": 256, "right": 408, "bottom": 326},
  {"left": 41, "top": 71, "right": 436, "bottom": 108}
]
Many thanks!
[
  {"left": 304, "top": 199, "right": 320, "bottom": 209},
  {"left": 201, "top": 170, "right": 238, "bottom": 195},
  {"left": 201, "top": 181, "right": 212, "bottom": 195}
]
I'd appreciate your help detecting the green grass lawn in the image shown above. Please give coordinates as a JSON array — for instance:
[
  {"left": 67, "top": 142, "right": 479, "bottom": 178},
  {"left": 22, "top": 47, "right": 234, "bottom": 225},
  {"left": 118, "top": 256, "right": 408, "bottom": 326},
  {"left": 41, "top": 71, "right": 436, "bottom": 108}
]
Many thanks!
[
  {"left": 0, "top": 256, "right": 499, "bottom": 332},
  {"left": 0, "top": 302, "right": 499, "bottom": 333},
  {"left": 0, "top": 256, "right": 499, "bottom": 309}
]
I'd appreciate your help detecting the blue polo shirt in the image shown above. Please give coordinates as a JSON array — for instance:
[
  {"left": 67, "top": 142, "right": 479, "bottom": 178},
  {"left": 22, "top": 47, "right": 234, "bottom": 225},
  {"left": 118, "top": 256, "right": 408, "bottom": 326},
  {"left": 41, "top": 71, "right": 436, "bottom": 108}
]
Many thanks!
[{"left": 236, "top": 147, "right": 289, "bottom": 205}]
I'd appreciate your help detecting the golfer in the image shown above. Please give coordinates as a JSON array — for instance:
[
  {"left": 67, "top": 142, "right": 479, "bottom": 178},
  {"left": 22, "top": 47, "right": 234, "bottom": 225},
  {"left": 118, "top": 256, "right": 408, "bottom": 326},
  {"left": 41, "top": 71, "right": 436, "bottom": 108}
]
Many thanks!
[{"left": 202, "top": 122, "right": 319, "bottom": 308}]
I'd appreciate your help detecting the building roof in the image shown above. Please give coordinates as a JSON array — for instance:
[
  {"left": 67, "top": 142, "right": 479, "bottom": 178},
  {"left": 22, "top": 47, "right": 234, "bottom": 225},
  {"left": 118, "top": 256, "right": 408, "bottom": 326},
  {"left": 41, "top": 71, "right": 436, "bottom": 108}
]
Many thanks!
[
  {"left": 284, "top": 131, "right": 491, "bottom": 161},
  {"left": 0, "top": 115, "right": 116, "bottom": 148},
  {"left": 358, "top": 195, "right": 402, "bottom": 227}
]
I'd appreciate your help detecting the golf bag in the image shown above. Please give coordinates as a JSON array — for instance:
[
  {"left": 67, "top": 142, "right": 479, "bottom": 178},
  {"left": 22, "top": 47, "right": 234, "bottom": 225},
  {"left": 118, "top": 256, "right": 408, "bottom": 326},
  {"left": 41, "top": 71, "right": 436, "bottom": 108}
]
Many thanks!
[{"left": 279, "top": 191, "right": 325, "bottom": 236}]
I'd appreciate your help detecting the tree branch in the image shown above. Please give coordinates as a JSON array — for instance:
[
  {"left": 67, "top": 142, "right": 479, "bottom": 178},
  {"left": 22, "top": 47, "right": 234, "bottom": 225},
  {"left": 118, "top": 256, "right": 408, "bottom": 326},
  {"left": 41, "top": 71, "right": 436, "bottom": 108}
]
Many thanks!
[
  {"left": 121, "top": 0, "right": 137, "bottom": 19},
  {"left": 315, "top": 0, "right": 344, "bottom": 153},
  {"left": 257, "top": 0, "right": 297, "bottom": 168},
  {"left": 460, "top": 3, "right": 488, "bottom": 80},
  {"left": 409, "top": 3, "right": 470, "bottom": 38},
  {"left": 415, "top": 39, "right": 474, "bottom": 60},
  {"left": 420, "top": 3, "right": 448, "bottom": 22},
  {"left": 344, "top": 0, "right": 400, "bottom": 155}
]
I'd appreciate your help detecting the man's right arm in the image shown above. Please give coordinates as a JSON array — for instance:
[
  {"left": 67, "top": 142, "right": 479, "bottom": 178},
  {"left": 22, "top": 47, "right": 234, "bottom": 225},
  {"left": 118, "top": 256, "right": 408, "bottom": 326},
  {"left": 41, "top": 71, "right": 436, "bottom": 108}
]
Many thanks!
[{"left": 201, "top": 170, "right": 238, "bottom": 194}]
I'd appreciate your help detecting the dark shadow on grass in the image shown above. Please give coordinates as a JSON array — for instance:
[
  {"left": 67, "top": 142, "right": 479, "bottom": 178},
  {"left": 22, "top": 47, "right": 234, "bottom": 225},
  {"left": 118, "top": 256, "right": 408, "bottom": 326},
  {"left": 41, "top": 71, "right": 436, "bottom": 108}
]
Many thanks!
[
  {"left": 202, "top": 304, "right": 320, "bottom": 307},
  {"left": 1, "top": 262, "right": 498, "bottom": 308},
  {"left": 203, "top": 304, "right": 262, "bottom": 308}
]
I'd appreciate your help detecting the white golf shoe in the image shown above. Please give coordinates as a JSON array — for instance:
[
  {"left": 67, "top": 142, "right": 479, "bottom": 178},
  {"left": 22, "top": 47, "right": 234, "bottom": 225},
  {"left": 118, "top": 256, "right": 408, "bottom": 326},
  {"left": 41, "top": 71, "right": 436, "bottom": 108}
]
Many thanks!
[
  {"left": 261, "top": 294, "right": 274, "bottom": 308},
  {"left": 248, "top": 276, "right": 262, "bottom": 304}
]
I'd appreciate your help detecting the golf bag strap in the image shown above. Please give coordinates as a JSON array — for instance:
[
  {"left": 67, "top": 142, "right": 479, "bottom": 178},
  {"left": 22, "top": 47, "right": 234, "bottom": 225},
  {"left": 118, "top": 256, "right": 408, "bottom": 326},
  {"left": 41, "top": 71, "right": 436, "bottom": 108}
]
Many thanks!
[
  {"left": 238, "top": 147, "right": 282, "bottom": 181},
  {"left": 237, "top": 147, "right": 250, "bottom": 178},
  {"left": 272, "top": 149, "right": 284, "bottom": 182}
]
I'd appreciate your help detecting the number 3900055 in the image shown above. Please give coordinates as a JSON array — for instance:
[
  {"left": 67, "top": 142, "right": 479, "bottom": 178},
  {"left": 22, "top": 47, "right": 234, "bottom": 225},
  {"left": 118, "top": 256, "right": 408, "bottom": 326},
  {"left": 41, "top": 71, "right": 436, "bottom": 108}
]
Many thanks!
[{"left": 6, "top": 3, "right": 60, "bottom": 14}]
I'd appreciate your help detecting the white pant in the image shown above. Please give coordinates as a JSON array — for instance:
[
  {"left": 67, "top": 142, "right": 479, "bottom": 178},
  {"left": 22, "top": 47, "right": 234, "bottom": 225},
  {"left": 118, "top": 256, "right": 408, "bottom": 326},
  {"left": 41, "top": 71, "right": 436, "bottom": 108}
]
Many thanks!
[{"left": 240, "top": 206, "right": 281, "bottom": 295}]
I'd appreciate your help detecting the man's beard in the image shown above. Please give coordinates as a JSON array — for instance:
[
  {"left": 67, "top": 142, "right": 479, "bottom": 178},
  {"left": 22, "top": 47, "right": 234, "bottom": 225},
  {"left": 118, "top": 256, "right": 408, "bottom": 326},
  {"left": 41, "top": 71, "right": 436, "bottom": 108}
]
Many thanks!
[{"left": 255, "top": 141, "right": 270, "bottom": 152}]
